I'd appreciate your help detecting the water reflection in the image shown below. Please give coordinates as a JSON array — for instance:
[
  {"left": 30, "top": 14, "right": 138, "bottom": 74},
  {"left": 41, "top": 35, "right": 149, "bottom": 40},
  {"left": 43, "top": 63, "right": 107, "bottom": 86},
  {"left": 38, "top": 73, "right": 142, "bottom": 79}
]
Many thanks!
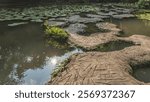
[
  {"left": 0, "top": 21, "right": 82, "bottom": 84},
  {"left": 111, "top": 19, "right": 150, "bottom": 37}
]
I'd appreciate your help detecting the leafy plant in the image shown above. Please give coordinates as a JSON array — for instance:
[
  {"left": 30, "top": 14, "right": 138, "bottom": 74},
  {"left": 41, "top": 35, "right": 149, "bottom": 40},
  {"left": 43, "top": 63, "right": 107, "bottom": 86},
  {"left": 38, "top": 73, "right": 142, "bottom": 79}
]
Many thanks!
[{"left": 45, "top": 24, "right": 69, "bottom": 41}]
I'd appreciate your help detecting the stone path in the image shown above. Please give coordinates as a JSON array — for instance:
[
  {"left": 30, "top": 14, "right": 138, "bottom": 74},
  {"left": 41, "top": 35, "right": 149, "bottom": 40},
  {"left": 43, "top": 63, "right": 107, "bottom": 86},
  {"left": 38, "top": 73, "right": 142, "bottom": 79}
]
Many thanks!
[
  {"left": 68, "top": 22, "right": 129, "bottom": 50},
  {"left": 49, "top": 45, "right": 150, "bottom": 85},
  {"left": 49, "top": 22, "right": 150, "bottom": 85}
]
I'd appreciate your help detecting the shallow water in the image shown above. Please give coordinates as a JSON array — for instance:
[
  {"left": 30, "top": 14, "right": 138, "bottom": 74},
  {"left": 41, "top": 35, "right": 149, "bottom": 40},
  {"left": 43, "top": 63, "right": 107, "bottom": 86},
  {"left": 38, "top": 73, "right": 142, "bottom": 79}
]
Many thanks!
[
  {"left": 0, "top": 21, "right": 82, "bottom": 85},
  {"left": 111, "top": 18, "right": 150, "bottom": 37},
  {"left": 133, "top": 63, "right": 150, "bottom": 83}
]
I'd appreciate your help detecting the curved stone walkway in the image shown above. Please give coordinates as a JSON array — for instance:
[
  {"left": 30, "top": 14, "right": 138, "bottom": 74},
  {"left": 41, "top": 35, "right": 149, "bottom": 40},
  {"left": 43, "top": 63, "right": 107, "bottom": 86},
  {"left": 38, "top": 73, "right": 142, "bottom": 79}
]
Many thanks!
[
  {"left": 49, "top": 22, "right": 150, "bottom": 85},
  {"left": 68, "top": 22, "right": 123, "bottom": 50},
  {"left": 49, "top": 45, "right": 150, "bottom": 85}
]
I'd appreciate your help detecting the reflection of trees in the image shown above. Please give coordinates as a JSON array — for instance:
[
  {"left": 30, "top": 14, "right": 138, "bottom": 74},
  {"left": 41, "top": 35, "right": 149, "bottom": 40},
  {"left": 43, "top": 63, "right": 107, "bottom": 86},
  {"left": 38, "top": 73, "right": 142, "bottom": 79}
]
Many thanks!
[
  {"left": 143, "top": 19, "right": 150, "bottom": 26},
  {"left": 0, "top": 22, "right": 68, "bottom": 84},
  {"left": 0, "top": 45, "right": 47, "bottom": 84}
]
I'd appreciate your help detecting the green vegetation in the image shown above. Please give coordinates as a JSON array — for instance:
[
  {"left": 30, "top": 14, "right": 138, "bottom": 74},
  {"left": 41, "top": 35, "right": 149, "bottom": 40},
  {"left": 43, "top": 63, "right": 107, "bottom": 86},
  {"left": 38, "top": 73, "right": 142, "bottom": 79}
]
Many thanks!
[
  {"left": 138, "top": 0, "right": 150, "bottom": 9},
  {"left": 136, "top": 9, "right": 150, "bottom": 20},
  {"left": 136, "top": 13, "right": 150, "bottom": 20},
  {"left": 44, "top": 20, "right": 69, "bottom": 48},
  {"left": 47, "top": 39, "right": 68, "bottom": 49},
  {"left": 45, "top": 26, "right": 68, "bottom": 40},
  {"left": 44, "top": 20, "right": 68, "bottom": 40}
]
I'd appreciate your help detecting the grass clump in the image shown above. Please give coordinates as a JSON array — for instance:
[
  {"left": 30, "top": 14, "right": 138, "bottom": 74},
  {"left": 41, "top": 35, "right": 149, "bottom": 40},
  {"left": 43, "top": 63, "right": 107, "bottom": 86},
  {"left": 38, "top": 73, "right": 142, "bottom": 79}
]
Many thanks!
[
  {"left": 45, "top": 25, "right": 69, "bottom": 40},
  {"left": 44, "top": 20, "right": 69, "bottom": 41}
]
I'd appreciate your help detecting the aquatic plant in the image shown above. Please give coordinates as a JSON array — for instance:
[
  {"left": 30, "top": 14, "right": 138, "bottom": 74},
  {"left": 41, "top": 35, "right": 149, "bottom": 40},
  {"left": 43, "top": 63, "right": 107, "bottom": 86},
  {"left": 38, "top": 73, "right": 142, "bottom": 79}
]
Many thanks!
[
  {"left": 0, "top": 5, "right": 99, "bottom": 22},
  {"left": 47, "top": 39, "right": 68, "bottom": 49},
  {"left": 136, "top": 13, "right": 150, "bottom": 20},
  {"left": 45, "top": 24, "right": 68, "bottom": 40}
]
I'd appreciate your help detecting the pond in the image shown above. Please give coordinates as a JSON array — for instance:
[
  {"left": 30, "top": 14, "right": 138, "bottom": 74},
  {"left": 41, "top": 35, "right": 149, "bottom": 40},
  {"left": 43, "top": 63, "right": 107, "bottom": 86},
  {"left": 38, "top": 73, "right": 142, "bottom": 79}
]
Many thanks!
[
  {"left": 0, "top": 21, "right": 82, "bottom": 85},
  {"left": 0, "top": 4, "right": 150, "bottom": 85},
  {"left": 111, "top": 18, "right": 150, "bottom": 37}
]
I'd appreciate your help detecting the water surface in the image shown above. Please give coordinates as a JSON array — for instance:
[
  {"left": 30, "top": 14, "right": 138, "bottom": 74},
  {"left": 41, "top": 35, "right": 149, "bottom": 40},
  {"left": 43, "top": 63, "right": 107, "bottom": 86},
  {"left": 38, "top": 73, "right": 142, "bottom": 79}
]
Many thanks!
[
  {"left": 111, "top": 18, "right": 150, "bottom": 37},
  {"left": 0, "top": 21, "right": 81, "bottom": 85}
]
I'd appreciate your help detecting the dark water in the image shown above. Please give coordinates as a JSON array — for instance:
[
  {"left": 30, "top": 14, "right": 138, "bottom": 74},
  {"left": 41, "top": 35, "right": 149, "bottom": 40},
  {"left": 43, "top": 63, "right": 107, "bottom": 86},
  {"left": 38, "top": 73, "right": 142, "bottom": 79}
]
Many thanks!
[
  {"left": 132, "top": 63, "right": 150, "bottom": 83},
  {"left": 0, "top": 21, "right": 82, "bottom": 85},
  {"left": 94, "top": 40, "right": 134, "bottom": 52},
  {"left": 111, "top": 18, "right": 150, "bottom": 37}
]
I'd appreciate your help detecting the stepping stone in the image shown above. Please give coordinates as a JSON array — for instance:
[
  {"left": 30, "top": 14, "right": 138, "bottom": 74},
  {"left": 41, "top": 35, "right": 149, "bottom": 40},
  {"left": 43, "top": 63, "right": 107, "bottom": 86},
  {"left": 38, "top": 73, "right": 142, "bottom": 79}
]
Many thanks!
[
  {"left": 86, "top": 14, "right": 109, "bottom": 19},
  {"left": 65, "top": 23, "right": 87, "bottom": 34},
  {"left": 112, "top": 14, "right": 135, "bottom": 19},
  {"left": 46, "top": 21, "right": 67, "bottom": 27}
]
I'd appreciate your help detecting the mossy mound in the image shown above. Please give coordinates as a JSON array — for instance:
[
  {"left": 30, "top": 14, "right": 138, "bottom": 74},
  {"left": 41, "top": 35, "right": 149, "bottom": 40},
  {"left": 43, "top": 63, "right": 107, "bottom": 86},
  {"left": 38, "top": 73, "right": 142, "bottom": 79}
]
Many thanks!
[{"left": 45, "top": 26, "right": 69, "bottom": 40}]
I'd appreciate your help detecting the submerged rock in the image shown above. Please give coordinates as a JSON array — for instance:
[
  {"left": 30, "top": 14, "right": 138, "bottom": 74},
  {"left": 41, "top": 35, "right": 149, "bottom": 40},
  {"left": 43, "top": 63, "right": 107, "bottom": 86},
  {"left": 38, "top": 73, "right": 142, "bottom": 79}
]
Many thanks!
[
  {"left": 97, "top": 11, "right": 117, "bottom": 17},
  {"left": 96, "top": 22, "right": 122, "bottom": 35},
  {"left": 65, "top": 23, "right": 87, "bottom": 34},
  {"left": 110, "top": 8, "right": 135, "bottom": 14},
  {"left": 68, "top": 15, "right": 103, "bottom": 23}
]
